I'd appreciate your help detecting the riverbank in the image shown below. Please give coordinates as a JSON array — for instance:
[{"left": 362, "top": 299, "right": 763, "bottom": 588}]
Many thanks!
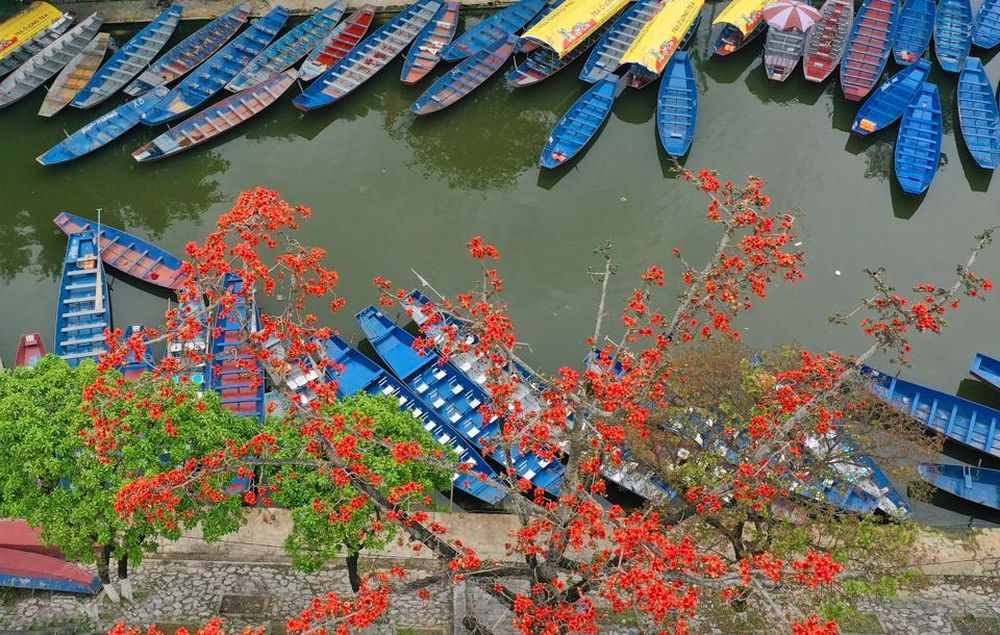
[{"left": 61, "top": 0, "right": 513, "bottom": 24}]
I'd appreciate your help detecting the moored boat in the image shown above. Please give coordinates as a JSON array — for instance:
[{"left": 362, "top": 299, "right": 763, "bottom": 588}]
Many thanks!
[
  {"left": 0, "top": 548, "right": 101, "bottom": 594},
  {"left": 956, "top": 57, "right": 1000, "bottom": 170},
  {"left": 135, "top": 69, "right": 296, "bottom": 162},
  {"left": 656, "top": 51, "right": 698, "bottom": 157},
  {"left": 763, "top": 26, "right": 806, "bottom": 81},
  {"left": 54, "top": 230, "right": 110, "bottom": 367},
  {"left": 299, "top": 5, "right": 376, "bottom": 82},
  {"left": 919, "top": 463, "right": 1000, "bottom": 511},
  {"left": 401, "top": 1, "right": 460, "bottom": 84},
  {"left": 892, "top": 0, "right": 934, "bottom": 65},
  {"left": 124, "top": 2, "right": 251, "bottom": 97},
  {"left": 294, "top": 0, "right": 443, "bottom": 112},
  {"left": 516, "top": 0, "right": 566, "bottom": 53},
  {"left": 620, "top": 0, "right": 704, "bottom": 88},
  {"left": 119, "top": 324, "right": 153, "bottom": 379},
  {"left": 166, "top": 296, "right": 209, "bottom": 390},
  {"left": 53, "top": 212, "right": 189, "bottom": 291},
  {"left": 839, "top": 0, "right": 899, "bottom": 101},
  {"left": 894, "top": 81, "right": 941, "bottom": 195},
  {"left": 37, "top": 86, "right": 169, "bottom": 165},
  {"left": 0, "top": 13, "right": 103, "bottom": 110},
  {"left": 712, "top": 0, "right": 769, "bottom": 56},
  {"left": 0, "top": 9, "right": 74, "bottom": 77},
  {"left": 211, "top": 273, "right": 265, "bottom": 423},
  {"left": 540, "top": 74, "right": 624, "bottom": 169},
  {"left": 971, "top": 352, "right": 1000, "bottom": 391},
  {"left": 802, "top": 0, "right": 852, "bottom": 82},
  {"left": 934, "top": 0, "right": 973, "bottom": 73},
  {"left": 38, "top": 32, "right": 110, "bottom": 117},
  {"left": 14, "top": 334, "right": 46, "bottom": 368},
  {"left": 972, "top": 0, "right": 1000, "bottom": 48},
  {"left": 226, "top": 2, "right": 346, "bottom": 93},
  {"left": 507, "top": 13, "right": 618, "bottom": 87},
  {"left": 443, "top": 0, "right": 545, "bottom": 61},
  {"left": 0, "top": 2, "right": 65, "bottom": 67},
  {"left": 851, "top": 58, "right": 931, "bottom": 135},
  {"left": 71, "top": 4, "right": 183, "bottom": 109},
  {"left": 0, "top": 519, "right": 62, "bottom": 558},
  {"left": 411, "top": 36, "right": 516, "bottom": 114},
  {"left": 580, "top": 0, "right": 661, "bottom": 83}
]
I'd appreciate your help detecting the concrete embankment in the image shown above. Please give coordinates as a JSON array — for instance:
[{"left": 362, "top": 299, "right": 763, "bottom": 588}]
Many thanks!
[{"left": 61, "top": 0, "right": 512, "bottom": 24}]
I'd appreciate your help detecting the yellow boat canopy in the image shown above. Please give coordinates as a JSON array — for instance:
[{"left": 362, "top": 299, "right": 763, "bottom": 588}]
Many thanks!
[
  {"left": 712, "top": 0, "right": 769, "bottom": 36},
  {"left": 521, "top": 0, "right": 631, "bottom": 58},
  {"left": 620, "top": 0, "right": 704, "bottom": 74},
  {"left": 0, "top": 2, "right": 63, "bottom": 63}
]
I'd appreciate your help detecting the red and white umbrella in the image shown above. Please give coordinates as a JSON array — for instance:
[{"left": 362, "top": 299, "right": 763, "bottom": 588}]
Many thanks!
[{"left": 762, "top": 0, "right": 822, "bottom": 31}]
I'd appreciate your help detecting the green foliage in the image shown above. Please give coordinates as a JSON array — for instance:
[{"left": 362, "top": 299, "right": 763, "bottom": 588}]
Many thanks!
[
  {"left": 0, "top": 355, "right": 257, "bottom": 567},
  {"left": 266, "top": 393, "right": 455, "bottom": 573},
  {"left": 816, "top": 602, "right": 884, "bottom": 633}
]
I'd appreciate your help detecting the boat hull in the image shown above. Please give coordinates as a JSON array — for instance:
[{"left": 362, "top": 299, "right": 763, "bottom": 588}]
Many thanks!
[
  {"left": 892, "top": 0, "right": 934, "bottom": 64},
  {"left": 919, "top": 463, "right": 1000, "bottom": 511},
  {"left": 839, "top": 0, "right": 899, "bottom": 101},
  {"left": 956, "top": 58, "right": 1000, "bottom": 169},
  {"left": 14, "top": 333, "right": 47, "bottom": 368},
  {"left": 540, "top": 74, "right": 623, "bottom": 168},
  {"left": 802, "top": 0, "right": 853, "bottom": 82},
  {"left": 851, "top": 59, "right": 931, "bottom": 135},
  {"left": 299, "top": 5, "right": 376, "bottom": 82},
  {"left": 656, "top": 52, "right": 698, "bottom": 157},
  {"left": 934, "top": 0, "right": 973, "bottom": 73},
  {"left": 401, "top": 1, "right": 460, "bottom": 84},
  {"left": 894, "top": 82, "right": 942, "bottom": 195},
  {"left": 0, "top": 547, "right": 101, "bottom": 594},
  {"left": 411, "top": 36, "right": 516, "bottom": 115},
  {"left": 443, "top": 0, "right": 545, "bottom": 61}
]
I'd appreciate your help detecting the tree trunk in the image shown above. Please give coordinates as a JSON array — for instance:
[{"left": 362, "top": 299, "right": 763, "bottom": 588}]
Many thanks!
[
  {"left": 118, "top": 554, "right": 132, "bottom": 601},
  {"left": 97, "top": 545, "right": 120, "bottom": 603},
  {"left": 346, "top": 550, "right": 362, "bottom": 593}
]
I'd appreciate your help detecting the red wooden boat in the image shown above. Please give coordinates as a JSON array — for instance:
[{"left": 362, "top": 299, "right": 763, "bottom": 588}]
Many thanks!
[
  {"left": 839, "top": 0, "right": 899, "bottom": 101},
  {"left": 0, "top": 520, "right": 62, "bottom": 558},
  {"left": 299, "top": 5, "right": 377, "bottom": 82},
  {"left": 0, "top": 547, "right": 100, "bottom": 594},
  {"left": 14, "top": 333, "right": 47, "bottom": 368},
  {"left": 401, "top": 1, "right": 460, "bottom": 84}
]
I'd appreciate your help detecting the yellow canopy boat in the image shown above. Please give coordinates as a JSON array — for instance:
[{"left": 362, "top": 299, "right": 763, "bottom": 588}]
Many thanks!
[
  {"left": 620, "top": 0, "right": 704, "bottom": 75},
  {"left": 712, "top": 0, "right": 769, "bottom": 35},
  {"left": 520, "top": 0, "right": 631, "bottom": 57},
  {"left": 0, "top": 2, "right": 63, "bottom": 63}
]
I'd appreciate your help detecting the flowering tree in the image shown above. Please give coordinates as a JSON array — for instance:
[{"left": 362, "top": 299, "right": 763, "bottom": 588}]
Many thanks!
[{"left": 81, "top": 178, "right": 993, "bottom": 634}]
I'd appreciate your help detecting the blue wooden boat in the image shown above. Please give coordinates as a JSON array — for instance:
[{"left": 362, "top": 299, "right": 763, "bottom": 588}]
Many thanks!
[
  {"left": 124, "top": 3, "right": 251, "bottom": 97},
  {"left": 656, "top": 51, "right": 698, "bottom": 158},
  {"left": 54, "top": 230, "right": 110, "bottom": 367},
  {"left": 957, "top": 57, "right": 1000, "bottom": 170},
  {"left": 839, "top": 0, "right": 899, "bottom": 101},
  {"left": 293, "top": 0, "right": 443, "bottom": 112},
  {"left": 892, "top": 0, "right": 934, "bottom": 65},
  {"left": 0, "top": 548, "right": 101, "bottom": 595},
  {"left": 226, "top": 2, "right": 346, "bottom": 93},
  {"left": 411, "top": 36, "right": 517, "bottom": 115},
  {"left": 506, "top": 16, "right": 617, "bottom": 87},
  {"left": 71, "top": 4, "right": 183, "bottom": 109},
  {"left": 322, "top": 335, "right": 506, "bottom": 504},
  {"left": 53, "top": 212, "right": 190, "bottom": 291},
  {"left": 580, "top": 0, "right": 661, "bottom": 83},
  {"left": 851, "top": 58, "right": 931, "bottom": 135},
  {"left": 894, "top": 81, "right": 942, "bottom": 195},
  {"left": 166, "top": 295, "right": 209, "bottom": 390},
  {"left": 970, "top": 353, "right": 1000, "bottom": 391},
  {"left": 934, "top": 0, "right": 973, "bottom": 72},
  {"left": 972, "top": 0, "right": 1000, "bottom": 48},
  {"left": 863, "top": 366, "right": 1000, "bottom": 458},
  {"left": 211, "top": 274, "right": 265, "bottom": 423},
  {"left": 919, "top": 462, "right": 1000, "bottom": 511},
  {"left": 539, "top": 74, "right": 623, "bottom": 169},
  {"left": 442, "top": 0, "right": 546, "bottom": 61},
  {"left": 713, "top": 21, "right": 766, "bottom": 57},
  {"left": 119, "top": 324, "right": 153, "bottom": 380},
  {"left": 299, "top": 5, "right": 376, "bottom": 82},
  {"left": 355, "top": 305, "right": 565, "bottom": 495},
  {"left": 143, "top": 7, "right": 288, "bottom": 125},
  {"left": 37, "top": 86, "right": 169, "bottom": 165},
  {"left": 401, "top": 1, "right": 460, "bottom": 84}
]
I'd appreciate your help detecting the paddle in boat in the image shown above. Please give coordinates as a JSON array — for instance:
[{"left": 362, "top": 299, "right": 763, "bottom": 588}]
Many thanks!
[
  {"left": 919, "top": 463, "right": 1000, "bottom": 511},
  {"left": 893, "top": 81, "right": 942, "bottom": 195},
  {"left": 0, "top": 8, "right": 74, "bottom": 77},
  {"left": 956, "top": 57, "right": 1000, "bottom": 170},
  {"left": 142, "top": 7, "right": 288, "bottom": 126},
  {"left": 298, "top": 4, "right": 376, "bottom": 82},
  {"left": 14, "top": 333, "right": 46, "bottom": 368},
  {"left": 322, "top": 335, "right": 506, "bottom": 504},
  {"left": 37, "top": 85, "right": 169, "bottom": 165},
  {"left": 53, "top": 212, "right": 190, "bottom": 291},
  {"left": 892, "top": 0, "right": 934, "bottom": 65},
  {"left": 971, "top": 353, "right": 1000, "bottom": 392},
  {"left": 619, "top": 0, "right": 704, "bottom": 89},
  {"left": 124, "top": 2, "right": 251, "bottom": 97},
  {"left": 226, "top": 2, "right": 346, "bottom": 93},
  {"left": 211, "top": 273, "right": 265, "bottom": 424},
  {"left": 862, "top": 366, "right": 1000, "bottom": 458},
  {"left": 801, "top": 0, "right": 852, "bottom": 82},
  {"left": 166, "top": 295, "right": 210, "bottom": 391},
  {"left": 540, "top": 73, "right": 625, "bottom": 169},
  {"left": 38, "top": 32, "right": 109, "bottom": 117},
  {"left": 443, "top": 0, "right": 545, "bottom": 61},
  {"left": 401, "top": 1, "right": 460, "bottom": 84},
  {"left": 118, "top": 324, "right": 154, "bottom": 380},
  {"left": 71, "top": 4, "right": 183, "bottom": 109},
  {"left": 851, "top": 58, "right": 931, "bottom": 135},
  {"left": 293, "top": 0, "right": 443, "bottom": 112},
  {"left": 580, "top": 0, "right": 661, "bottom": 83},
  {"left": 763, "top": 26, "right": 807, "bottom": 82},
  {"left": 134, "top": 69, "right": 297, "bottom": 162},
  {"left": 934, "top": 0, "right": 973, "bottom": 73},
  {"left": 54, "top": 230, "right": 110, "bottom": 367},
  {"left": 355, "top": 305, "right": 566, "bottom": 495},
  {"left": 656, "top": 51, "right": 698, "bottom": 158},
  {"left": 0, "top": 548, "right": 101, "bottom": 594},
  {"left": 839, "top": 0, "right": 899, "bottom": 101},
  {"left": 972, "top": 0, "right": 1000, "bottom": 48},
  {"left": 0, "top": 13, "right": 103, "bottom": 110},
  {"left": 410, "top": 35, "right": 517, "bottom": 115},
  {"left": 712, "top": 0, "right": 769, "bottom": 56}
]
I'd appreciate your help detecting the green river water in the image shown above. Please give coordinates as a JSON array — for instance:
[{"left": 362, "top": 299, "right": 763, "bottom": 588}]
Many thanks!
[{"left": 1, "top": 11, "right": 999, "bottom": 520}]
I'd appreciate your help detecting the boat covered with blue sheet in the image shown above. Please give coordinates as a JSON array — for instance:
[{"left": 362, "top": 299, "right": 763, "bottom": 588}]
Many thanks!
[
  {"left": 656, "top": 51, "right": 698, "bottom": 158},
  {"left": 54, "top": 230, "right": 110, "bottom": 367},
  {"left": 851, "top": 59, "right": 931, "bottom": 135},
  {"left": 443, "top": 0, "right": 545, "bottom": 61},
  {"left": 956, "top": 58, "right": 1000, "bottom": 170},
  {"left": 919, "top": 462, "right": 1000, "bottom": 511},
  {"left": 893, "top": 81, "right": 942, "bottom": 195}
]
